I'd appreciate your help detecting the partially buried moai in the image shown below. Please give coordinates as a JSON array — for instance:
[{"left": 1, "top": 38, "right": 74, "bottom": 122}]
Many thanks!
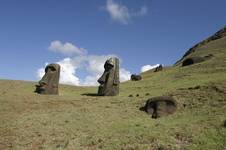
[
  {"left": 35, "top": 63, "right": 60, "bottom": 95},
  {"left": 97, "top": 57, "right": 119, "bottom": 96}
]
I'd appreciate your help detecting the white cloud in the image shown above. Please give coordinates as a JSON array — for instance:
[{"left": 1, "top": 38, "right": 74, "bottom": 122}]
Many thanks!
[
  {"left": 82, "top": 55, "right": 131, "bottom": 85},
  {"left": 37, "top": 52, "right": 131, "bottom": 86},
  {"left": 79, "top": 55, "right": 131, "bottom": 86},
  {"left": 80, "top": 54, "right": 116, "bottom": 86},
  {"left": 141, "top": 64, "right": 160, "bottom": 73},
  {"left": 105, "top": 0, "right": 130, "bottom": 24},
  {"left": 36, "top": 58, "right": 80, "bottom": 85},
  {"left": 49, "top": 40, "right": 87, "bottom": 56},
  {"left": 57, "top": 58, "right": 80, "bottom": 85},
  {"left": 120, "top": 68, "right": 131, "bottom": 82},
  {"left": 85, "top": 55, "right": 114, "bottom": 75},
  {"left": 37, "top": 68, "right": 45, "bottom": 79},
  {"left": 105, "top": 0, "right": 147, "bottom": 24}
]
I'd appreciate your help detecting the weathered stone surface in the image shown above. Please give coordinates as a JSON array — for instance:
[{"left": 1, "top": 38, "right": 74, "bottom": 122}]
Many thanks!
[
  {"left": 35, "top": 63, "right": 60, "bottom": 95},
  {"left": 141, "top": 96, "right": 177, "bottom": 118},
  {"left": 97, "top": 57, "right": 119, "bottom": 96},
  {"left": 131, "top": 74, "right": 142, "bottom": 81}
]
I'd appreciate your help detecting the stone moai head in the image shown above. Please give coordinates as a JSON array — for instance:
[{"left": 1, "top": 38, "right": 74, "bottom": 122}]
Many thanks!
[
  {"left": 35, "top": 63, "right": 60, "bottom": 95},
  {"left": 97, "top": 57, "right": 120, "bottom": 96}
]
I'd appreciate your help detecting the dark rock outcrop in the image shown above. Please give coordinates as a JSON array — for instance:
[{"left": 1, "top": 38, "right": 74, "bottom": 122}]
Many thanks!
[
  {"left": 181, "top": 54, "right": 214, "bottom": 67},
  {"left": 131, "top": 74, "right": 142, "bottom": 81},
  {"left": 182, "top": 57, "right": 205, "bottom": 66},
  {"left": 140, "top": 96, "right": 177, "bottom": 118}
]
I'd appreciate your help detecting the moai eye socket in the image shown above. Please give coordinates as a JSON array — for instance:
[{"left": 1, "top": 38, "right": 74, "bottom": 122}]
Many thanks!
[
  {"left": 105, "top": 63, "right": 114, "bottom": 70},
  {"left": 49, "top": 66, "right": 56, "bottom": 71},
  {"left": 45, "top": 66, "right": 56, "bottom": 72}
]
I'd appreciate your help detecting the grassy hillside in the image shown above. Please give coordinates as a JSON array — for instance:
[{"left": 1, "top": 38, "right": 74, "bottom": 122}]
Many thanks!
[{"left": 1, "top": 35, "right": 226, "bottom": 149}]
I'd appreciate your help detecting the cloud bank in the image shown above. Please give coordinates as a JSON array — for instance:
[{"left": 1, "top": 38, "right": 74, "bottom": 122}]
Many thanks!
[
  {"left": 141, "top": 64, "right": 160, "bottom": 73},
  {"left": 104, "top": 0, "right": 147, "bottom": 24},
  {"left": 37, "top": 41, "right": 131, "bottom": 86},
  {"left": 49, "top": 40, "right": 87, "bottom": 56}
]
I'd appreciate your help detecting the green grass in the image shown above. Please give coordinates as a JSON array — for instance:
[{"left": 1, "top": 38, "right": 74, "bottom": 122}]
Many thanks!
[{"left": 0, "top": 37, "right": 226, "bottom": 150}]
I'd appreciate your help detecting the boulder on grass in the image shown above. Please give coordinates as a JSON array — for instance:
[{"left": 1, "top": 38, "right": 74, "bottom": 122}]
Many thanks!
[
  {"left": 131, "top": 74, "right": 142, "bottom": 81},
  {"left": 140, "top": 96, "right": 177, "bottom": 118}
]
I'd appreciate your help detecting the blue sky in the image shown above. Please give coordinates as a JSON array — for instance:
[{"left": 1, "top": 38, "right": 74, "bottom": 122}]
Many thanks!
[{"left": 0, "top": 0, "right": 226, "bottom": 85}]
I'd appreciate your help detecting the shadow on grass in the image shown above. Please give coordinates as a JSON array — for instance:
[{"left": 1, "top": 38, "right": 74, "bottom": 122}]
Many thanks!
[{"left": 81, "top": 93, "right": 100, "bottom": 97}]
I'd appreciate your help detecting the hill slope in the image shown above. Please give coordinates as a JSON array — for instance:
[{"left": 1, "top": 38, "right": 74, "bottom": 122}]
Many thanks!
[
  {"left": 175, "top": 26, "right": 226, "bottom": 65},
  {"left": 1, "top": 28, "right": 226, "bottom": 149}
]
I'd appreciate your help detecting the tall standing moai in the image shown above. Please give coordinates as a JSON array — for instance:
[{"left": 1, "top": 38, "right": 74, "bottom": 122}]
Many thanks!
[
  {"left": 35, "top": 63, "right": 60, "bottom": 95},
  {"left": 97, "top": 57, "right": 120, "bottom": 96}
]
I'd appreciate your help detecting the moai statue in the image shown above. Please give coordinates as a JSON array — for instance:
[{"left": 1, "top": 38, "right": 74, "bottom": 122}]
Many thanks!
[
  {"left": 97, "top": 57, "right": 120, "bottom": 96},
  {"left": 35, "top": 63, "right": 60, "bottom": 95}
]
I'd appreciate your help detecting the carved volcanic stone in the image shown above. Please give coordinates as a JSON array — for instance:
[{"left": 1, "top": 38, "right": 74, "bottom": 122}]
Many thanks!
[
  {"left": 142, "top": 96, "right": 177, "bottom": 118},
  {"left": 131, "top": 74, "right": 142, "bottom": 81},
  {"left": 35, "top": 63, "right": 60, "bottom": 95},
  {"left": 182, "top": 57, "right": 205, "bottom": 67},
  {"left": 97, "top": 57, "right": 119, "bottom": 96}
]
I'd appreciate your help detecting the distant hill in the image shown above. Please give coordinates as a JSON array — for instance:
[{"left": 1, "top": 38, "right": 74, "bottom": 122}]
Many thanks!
[{"left": 175, "top": 26, "right": 226, "bottom": 65}]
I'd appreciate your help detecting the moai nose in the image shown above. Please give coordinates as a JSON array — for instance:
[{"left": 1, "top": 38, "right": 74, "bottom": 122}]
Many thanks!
[{"left": 39, "top": 80, "right": 47, "bottom": 86}]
